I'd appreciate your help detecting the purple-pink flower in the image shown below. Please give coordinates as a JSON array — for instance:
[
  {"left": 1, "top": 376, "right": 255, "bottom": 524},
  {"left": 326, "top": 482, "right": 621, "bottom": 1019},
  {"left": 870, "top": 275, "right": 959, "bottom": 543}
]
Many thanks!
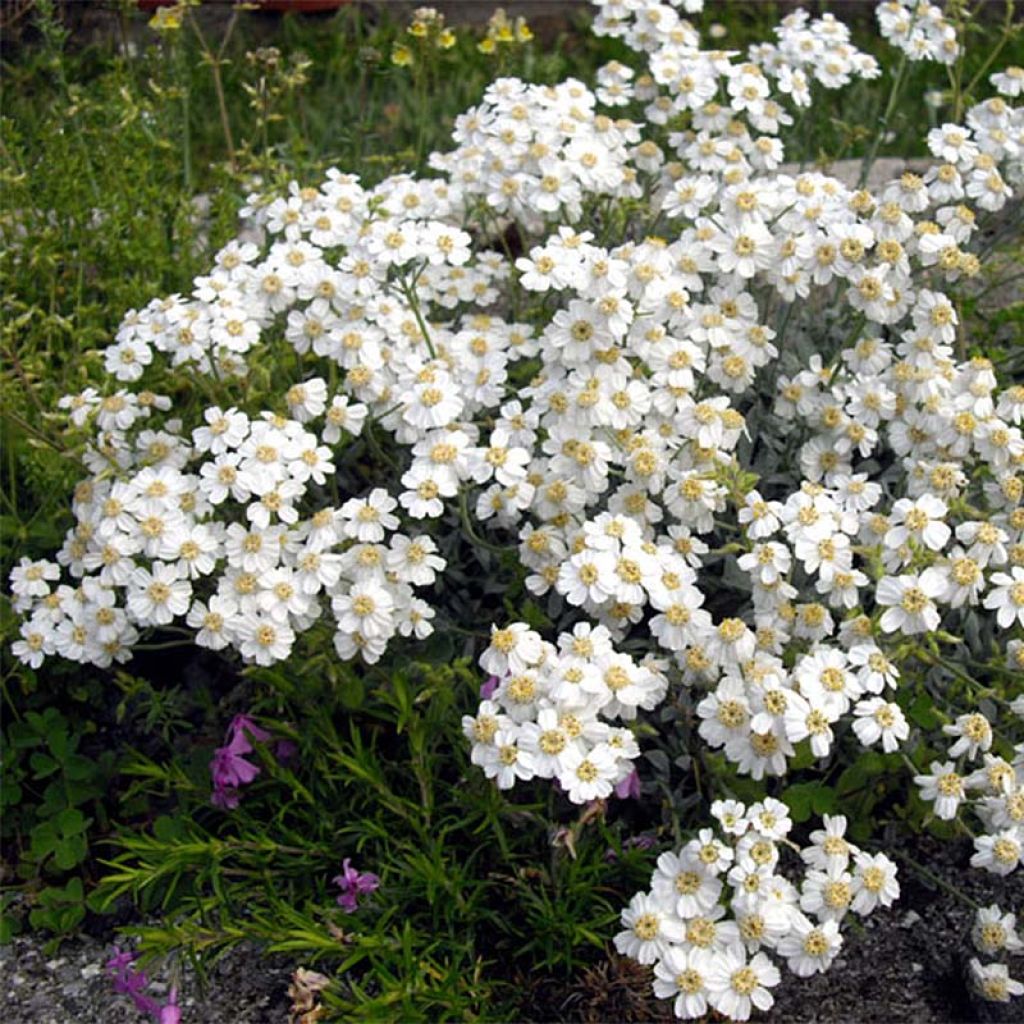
[
  {"left": 479, "top": 674, "right": 500, "bottom": 699},
  {"left": 210, "top": 730, "right": 260, "bottom": 790},
  {"left": 158, "top": 988, "right": 181, "bottom": 1024},
  {"left": 106, "top": 948, "right": 160, "bottom": 1017},
  {"left": 614, "top": 767, "right": 641, "bottom": 800},
  {"left": 229, "top": 714, "right": 271, "bottom": 744},
  {"left": 106, "top": 948, "right": 181, "bottom": 1021},
  {"left": 332, "top": 858, "right": 380, "bottom": 912},
  {"left": 210, "top": 712, "right": 284, "bottom": 809}
]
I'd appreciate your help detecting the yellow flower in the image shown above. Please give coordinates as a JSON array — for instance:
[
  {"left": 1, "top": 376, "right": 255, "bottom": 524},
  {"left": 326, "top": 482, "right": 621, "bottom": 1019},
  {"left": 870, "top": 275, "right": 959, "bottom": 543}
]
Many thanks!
[
  {"left": 516, "top": 20, "right": 534, "bottom": 43},
  {"left": 149, "top": 6, "right": 184, "bottom": 32},
  {"left": 437, "top": 28, "right": 456, "bottom": 50},
  {"left": 478, "top": 37, "right": 496, "bottom": 55},
  {"left": 391, "top": 43, "right": 414, "bottom": 67}
]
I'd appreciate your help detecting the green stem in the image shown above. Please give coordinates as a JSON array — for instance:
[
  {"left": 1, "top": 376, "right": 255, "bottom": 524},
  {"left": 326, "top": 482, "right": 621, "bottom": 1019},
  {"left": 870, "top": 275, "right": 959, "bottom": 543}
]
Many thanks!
[
  {"left": 891, "top": 848, "right": 983, "bottom": 910},
  {"left": 458, "top": 488, "right": 514, "bottom": 554},
  {"left": 858, "top": 49, "right": 908, "bottom": 188},
  {"left": 398, "top": 274, "right": 437, "bottom": 360}
]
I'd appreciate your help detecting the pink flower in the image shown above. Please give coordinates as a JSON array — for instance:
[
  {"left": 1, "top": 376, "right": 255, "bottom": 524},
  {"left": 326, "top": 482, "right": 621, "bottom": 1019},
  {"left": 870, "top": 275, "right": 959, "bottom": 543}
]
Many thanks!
[
  {"left": 614, "top": 767, "right": 641, "bottom": 800},
  {"left": 158, "top": 988, "right": 181, "bottom": 1024},
  {"left": 210, "top": 712, "right": 281, "bottom": 808},
  {"left": 210, "top": 730, "right": 260, "bottom": 790},
  {"left": 332, "top": 859, "right": 380, "bottom": 912},
  {"left": 105, "top": 947, "right": 160, "bottom": 1017},
  {"left": 479, "top": 675, "right": 500, "bottom": 699},
  {"left": 230, "top": 714, "right": 271, "bottom": 745}
]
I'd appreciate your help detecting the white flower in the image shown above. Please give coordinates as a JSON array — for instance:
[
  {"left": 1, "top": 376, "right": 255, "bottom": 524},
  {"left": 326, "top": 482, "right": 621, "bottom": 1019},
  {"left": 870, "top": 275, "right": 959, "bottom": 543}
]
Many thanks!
[
  {"left": 777, "top": 915, "right": 842, "bottom": 976},
  {"left": 652, "top": 946, "right": 712, "bottom": 1021},
  {"left": 557, "top": 743, "right": 619, "bottom": 803},
  {"left": 613, "top": 891, "right": 686, "bottom": 966},
  {"left": 884, "top": 495, "right": 951, "bottom": 552},
  {"left": 704, "top": 944, "right": 780, "bottom": 1022},
  {"left": 236, "top": 612, "right": 295, "bottom": 665},
  {"left": 970, "top": 829, "right": 1023, "bottom": 876},
  {"left": 943, "top": 712, "right": 993, "bottom": 760},
  {"left": 972, "top": 904, "right": 1024, "bottom": 956},
  {"left": 126, "top": 562, "right": 191, "bottom": 626},
  {"left": 650, "top": 850, "right": 724, "bottom": 920},
  {"left": 982, "top": 567, "right": 1024, "bottom": 628},
  {"left": 478, "top": 727, "right": 535, "bottom": 789},
  {"left": 969, "top": 958, "right": 1024, "bottom": 1002},
  {"left": 479, "top": 622, "right": 543, "bottom": 677},
  {"left": 332, "top": 582, "right": 395, "bottom": 640},
  {"left": 852, "top": 697, "right": 908, "bottom": 753},
  {"left": 850, "top": 852, "right": 900, "bottom": 915},
  {"left": 876, "top": 571, "right": 945, "bottom": 634},
  {"left": 914, "top": 761, "right": 965, "bottom": 820},
  {"left": 801, "top": 865, "right": 854, "bottom": 922},
  {"left": 340, "top": 488, "right": 399, "bottom": 543}
]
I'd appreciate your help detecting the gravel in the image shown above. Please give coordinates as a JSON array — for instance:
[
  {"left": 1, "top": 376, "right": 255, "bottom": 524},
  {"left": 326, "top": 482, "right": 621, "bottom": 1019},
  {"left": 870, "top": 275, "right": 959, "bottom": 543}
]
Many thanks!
[{"left": 0, "top": 934, "right": 292, "bottom": 1024}]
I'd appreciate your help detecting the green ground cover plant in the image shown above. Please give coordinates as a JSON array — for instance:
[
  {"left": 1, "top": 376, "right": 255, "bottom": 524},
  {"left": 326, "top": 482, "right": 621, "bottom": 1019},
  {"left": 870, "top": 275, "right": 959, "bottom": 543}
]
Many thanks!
[{"left": 2, "top": 1, "right": 1024, "bottom": 1021}]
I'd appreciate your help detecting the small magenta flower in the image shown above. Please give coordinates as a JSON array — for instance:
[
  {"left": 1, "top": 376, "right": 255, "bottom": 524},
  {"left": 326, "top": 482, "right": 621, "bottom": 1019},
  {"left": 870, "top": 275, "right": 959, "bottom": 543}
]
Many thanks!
[
  {"left": 229, "top": 714, "right": 271, "bottom": 745},
  {"left": 614, "top": 767, "right": 641, "bottom": 800},
  {"left": 275, "top": 739, "right": 298, "bottom": 764},
  {"left": 158, "top": 988, "right": 181, "bottom": 1024},
  {"left": 479, "top": 674, "right": 500, "bottom": 699},
  {"left": 210, "top": 730, "right": 260, "bottom": 790},
  {"left": 105, "top": 947, "right": 160, "bottom": 1017},
  {"left": 332, "top": 859, "right": 380, "bottom": 912},
  {"left": 210, "top": 712, "right": 276, "bottom": 808}
]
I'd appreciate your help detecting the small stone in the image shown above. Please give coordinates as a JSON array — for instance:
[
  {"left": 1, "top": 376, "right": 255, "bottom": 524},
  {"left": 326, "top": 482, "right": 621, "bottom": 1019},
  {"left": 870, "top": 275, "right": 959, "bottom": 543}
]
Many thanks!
[
  {"left": 911, "top": 962, "right": 923, "bottom": 973},
  {"left": 900, "top": 910, "right": 922, "bottom": 928},
  {"left": 80, "top": 963, "right": 102, "bottom": 980}
]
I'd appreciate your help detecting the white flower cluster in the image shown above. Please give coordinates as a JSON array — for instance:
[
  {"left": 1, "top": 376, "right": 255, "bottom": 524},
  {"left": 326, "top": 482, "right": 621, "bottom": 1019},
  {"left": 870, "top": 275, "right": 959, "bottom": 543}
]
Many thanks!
[
  {"left": 430, "top": 78, "right": 645, "bottom": 234},
  {"left": 11, "top": 72, "right": 653, "bottom": 672},
  {"left": 9, "top": 418, "right": 444, "bottom": 668},
  {"left": 913, "top": 681, "right": 1024, "bottom": 880},
  {"left": 462, "top": 621, "right": 667, "bottom": 799},
  {"left": 8, "top": 2, "right": 1024, "bottom": 1015},
  {"left": 877, "top": 0, "right": 960, "bottom": 65},
  {"left": 614, "top": 806, "right": 898, "bottom": 1021},
  {"left": 970, "top": 903, "right": 1024, "bottom": 1003}
]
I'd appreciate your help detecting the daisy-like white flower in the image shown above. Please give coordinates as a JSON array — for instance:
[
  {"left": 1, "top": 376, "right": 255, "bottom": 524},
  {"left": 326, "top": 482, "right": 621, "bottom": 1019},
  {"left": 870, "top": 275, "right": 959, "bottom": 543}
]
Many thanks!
[
  {"left": 800, "top": 865, "right": 855, "bottom": 923},
  {"left": 126, "top": 562, "right": 192, "bottom": 626},
  {"left": 971, "top": 830, "right": 1023, "bottom": 876},
  {"left": 852, "top": 697, "right": 909, "bottom": 753},
  {"left": 982, "top": 567, "right": 1024, "bottom": 628},
  {"left": 850, "top": 852, "right": 900, "bottom": 914},
  {"left": 875, "top": 571, "right": 945, "bottom": 634},
  {"left": 613, "top": 891, "right": 686, "bottom": 966},
  {"left": 777, "top": 915, "right": 842, "bottom": 977},
  {"left": 943, "top": 712, "right": 993, "bottom": 760},
  {"left": 969, "top": 959, "right": 1024, "bottom": 1002},
  {"left": 332, "top": 582, "right": 395, "bottom": 640},
  {"left": 478, "top": 728, "right": 536, "bottom": 789},
  {"left": 650, "top": 850, "right": 724, "bottom": 920},
  {"left": 704, "top": 944, "right": 780, "bottom": 1022},
  {"left": 972, "top": 904, "right": 1024, "bottom": 956},
  {"left": 557, "top": 743, "right": 619, "bottom": 803},
  {"left": 914, "top": 761, "right": 966, "bottom": 820},
  {"left": 652, "top": 946, "right": 712, "bottom": 1021},
  {"left": 479, "top": 622, "right": 543, "bottom": 676},
  {"left": 884, "top": 495, "right": 951, "bottom": 552}
]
